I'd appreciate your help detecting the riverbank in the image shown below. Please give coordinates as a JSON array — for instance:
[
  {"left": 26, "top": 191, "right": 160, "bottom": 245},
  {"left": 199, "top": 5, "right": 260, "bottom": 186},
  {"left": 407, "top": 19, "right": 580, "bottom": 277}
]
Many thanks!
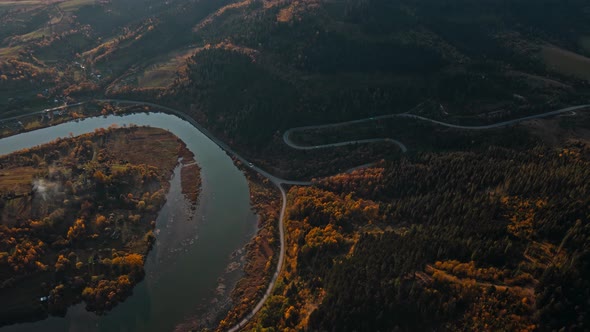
[
  {"left": 0, "top": 110, "right": 256, "bottom": 332},
  {"left": 0, "top": 102, "right": 152, "bottom": 140},
  {"left": 215, "top": 160, "right": 281, "bottom": 331}
]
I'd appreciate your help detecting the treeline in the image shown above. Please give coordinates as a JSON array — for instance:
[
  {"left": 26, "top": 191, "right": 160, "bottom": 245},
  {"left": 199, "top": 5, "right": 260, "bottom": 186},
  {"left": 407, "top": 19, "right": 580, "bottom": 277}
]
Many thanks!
[{"left": 217, "top": 168, "right": 281, "bottom": 331}]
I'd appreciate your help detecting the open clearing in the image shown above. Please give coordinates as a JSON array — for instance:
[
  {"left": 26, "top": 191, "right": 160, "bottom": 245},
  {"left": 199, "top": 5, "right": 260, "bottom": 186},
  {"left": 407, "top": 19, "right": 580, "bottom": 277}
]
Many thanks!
[
  {"left": 135, "top": 48, "right": 197, "bottom": 88},
  {"left": 0, "top": 166, "right": 36, "bottom": 194},
  {"left": 0, "top": 0, "right": 43, "bottom": 6},
  {"left": 58, "top": 0, "right": 94, "bottom": 12},
  {"left": 541, "top": 45, "right": 590, "bottom": 81}
]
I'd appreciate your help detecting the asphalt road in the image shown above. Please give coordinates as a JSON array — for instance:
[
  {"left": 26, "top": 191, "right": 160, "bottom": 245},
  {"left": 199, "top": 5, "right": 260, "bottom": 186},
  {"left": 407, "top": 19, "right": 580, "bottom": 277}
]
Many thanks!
[
  {"left": 282, "top": 104, "right": 590, "bottom": 152},
  {"left": 397, "top": 104, "right": 590, "bottom": 130}
]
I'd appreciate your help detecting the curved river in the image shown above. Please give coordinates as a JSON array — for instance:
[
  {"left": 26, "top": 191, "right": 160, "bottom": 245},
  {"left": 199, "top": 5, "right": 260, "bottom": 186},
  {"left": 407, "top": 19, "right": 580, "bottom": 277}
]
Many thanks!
[{"left": 0, "top": 112, "right": 257, "bottom": 332}]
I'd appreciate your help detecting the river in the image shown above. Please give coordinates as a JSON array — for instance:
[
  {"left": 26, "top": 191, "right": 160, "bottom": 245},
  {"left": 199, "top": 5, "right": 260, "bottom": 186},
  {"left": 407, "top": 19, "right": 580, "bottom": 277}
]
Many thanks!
[{"left": 0, "top": 112, "right": 257, "bottom": 332}]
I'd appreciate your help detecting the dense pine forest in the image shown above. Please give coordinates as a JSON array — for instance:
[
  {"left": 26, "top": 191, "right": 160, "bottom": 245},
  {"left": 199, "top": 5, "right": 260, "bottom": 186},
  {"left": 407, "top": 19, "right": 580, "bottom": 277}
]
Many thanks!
[{"left": 248, "top": 137, "right": 590, "bottom": 331}]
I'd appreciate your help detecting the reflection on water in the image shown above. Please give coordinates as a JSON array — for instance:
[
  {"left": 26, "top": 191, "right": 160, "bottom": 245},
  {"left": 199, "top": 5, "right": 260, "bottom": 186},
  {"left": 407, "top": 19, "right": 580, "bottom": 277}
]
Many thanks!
[
  {"left": 149, "top": 162, "right": 196, "bottom": 280},
  {"left": 0, "top": 113, "right": 257, "bottom": 332}
]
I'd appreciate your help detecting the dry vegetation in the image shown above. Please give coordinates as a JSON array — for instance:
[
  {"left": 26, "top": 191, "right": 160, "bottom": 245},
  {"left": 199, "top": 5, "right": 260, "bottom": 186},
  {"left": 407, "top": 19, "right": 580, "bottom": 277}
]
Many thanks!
[
  {"left": 246, "top": 136, "right": 590, "bottom": 331},
  {"left": 541, "top": 45, "right": 590, "bottom": 81},
  {"left": 216, "top": 163, "right": 281, "bottom": 331},
  {"left": 0, "top": 126, "right": 200, "bottom": 325}
]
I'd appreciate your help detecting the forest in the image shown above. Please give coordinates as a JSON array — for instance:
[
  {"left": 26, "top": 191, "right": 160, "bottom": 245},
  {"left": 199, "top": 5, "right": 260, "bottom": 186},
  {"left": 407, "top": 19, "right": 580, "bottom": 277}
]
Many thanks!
[
  {"left": 163, "top": 0, "right": 590, "bottom": 148},
  {"left": 2, "top": 0, "right": 590, "bottom": 132},
  {"left": 112, "top": 0, "right": 589, "bottom": 186},
  {"left": 0, "top": 126, "right": 200, "bottom": 326},
  {"left": 247, "top": 137, "right": 590, "bottom": 331},
  {"left": 3, "top": 0, "right": 590, "bottom": 161}
]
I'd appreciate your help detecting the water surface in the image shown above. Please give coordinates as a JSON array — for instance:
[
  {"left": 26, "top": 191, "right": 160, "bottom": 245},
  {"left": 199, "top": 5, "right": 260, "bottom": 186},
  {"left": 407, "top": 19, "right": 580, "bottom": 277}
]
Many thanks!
[{"left": 0, "top": 112, "right": 257, "bottom": 332}]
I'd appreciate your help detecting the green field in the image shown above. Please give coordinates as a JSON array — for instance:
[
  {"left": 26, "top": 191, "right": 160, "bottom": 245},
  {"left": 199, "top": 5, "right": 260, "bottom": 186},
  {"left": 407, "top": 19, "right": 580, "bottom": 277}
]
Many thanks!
[
  {"left": 0, "top": 0, "right": 45, "bottom": 6},
  {"left": 0, "top": 46, "right": 21, "bottom": 57},
  {"left": 58, "top": 0, "right": 94, "bottom": 12},
  {"left": 136, "top": 48, "right": 197, "bottom": 88}
]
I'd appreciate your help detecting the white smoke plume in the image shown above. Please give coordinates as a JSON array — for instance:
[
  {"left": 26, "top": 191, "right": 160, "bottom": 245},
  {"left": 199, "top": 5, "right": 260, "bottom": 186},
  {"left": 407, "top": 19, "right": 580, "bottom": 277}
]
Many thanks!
[{"left": 32, "top": 179, "right": 61, "bottom": 201}]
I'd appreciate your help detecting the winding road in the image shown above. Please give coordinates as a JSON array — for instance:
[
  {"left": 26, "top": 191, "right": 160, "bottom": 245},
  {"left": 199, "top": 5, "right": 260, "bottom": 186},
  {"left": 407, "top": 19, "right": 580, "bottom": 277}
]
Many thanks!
[
  {"left": 2, "top": 100, "right": 588, "bottom": 331},
  {"left": 283, "top": 120, "right": 408, "bottom": 153},
  {"left": 283, "top": 104, "right": 590, "bottom": 152}
]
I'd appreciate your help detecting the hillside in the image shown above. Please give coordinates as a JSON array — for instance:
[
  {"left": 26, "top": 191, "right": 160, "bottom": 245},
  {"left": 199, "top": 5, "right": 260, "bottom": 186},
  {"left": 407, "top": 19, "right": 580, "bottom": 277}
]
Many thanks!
[
  {"left": 248, "top": 125, "right": 590, "bottom": 331},
  {"left": 165, "top": 0, "right": 590, "bottom": 147}
]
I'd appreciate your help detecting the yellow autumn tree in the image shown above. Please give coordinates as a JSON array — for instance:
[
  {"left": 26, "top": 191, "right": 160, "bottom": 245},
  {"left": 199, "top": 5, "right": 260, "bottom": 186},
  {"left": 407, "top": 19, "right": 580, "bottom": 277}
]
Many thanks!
[{"left": 67, "top": 218, "right": 86, "bottom": 241}]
